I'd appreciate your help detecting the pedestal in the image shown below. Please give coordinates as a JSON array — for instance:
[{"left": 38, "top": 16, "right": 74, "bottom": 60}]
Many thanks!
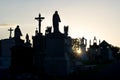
[{"left": 44, "top": 33, "right": 71, "bottom": 76}]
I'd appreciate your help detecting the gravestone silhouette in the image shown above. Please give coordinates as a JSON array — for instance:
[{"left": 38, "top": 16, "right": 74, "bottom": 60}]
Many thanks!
[
  {"left": 53, "top": 11, "right": 61, "bottom": 34},
  {"left": 14, "top": 25, "right": 22, "bottom": 39},
  {"left": 25, "top": 33, "right": 31, "bottom": 47},
  {"left": 44, "top": 11, "right": 71, "bottom": 76},
  {"left": 64, "top": 26, "right": 68, "bottom": 36},
  {"left": 8, "top": 27, "right": 13, "bottom": 39},
  {"left": 11, "top": 26, "right": 33, "bottom": 77},
  {"left": 32, "top": 13, "right": 45, "bottom": 74},
  {"left": 14, "top": 25, "right": 24, "bottom": 46},
  {"left": 35, "top": 13, "right": 45, "bottom": 34}
]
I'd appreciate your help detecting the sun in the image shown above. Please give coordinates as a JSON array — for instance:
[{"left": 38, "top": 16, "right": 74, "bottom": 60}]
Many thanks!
[{"left": 76, "top": 48, "right": 82, "bottom": 55}]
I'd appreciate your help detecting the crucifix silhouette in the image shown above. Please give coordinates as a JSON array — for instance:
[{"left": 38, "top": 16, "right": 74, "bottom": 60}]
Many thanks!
[
  {"left": 8, "top": 27, "right": 13, "bottom": 39},
  {"left": 35, "top": 13, "right": 45, "bottom": 33}
]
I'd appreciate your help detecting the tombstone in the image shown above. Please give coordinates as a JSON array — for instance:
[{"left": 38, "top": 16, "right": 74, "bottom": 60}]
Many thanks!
[
  {"left": 0, "top": 39, "right": 15, "bottom": 69},
  {"left": 44, "top": 11, "right": 71, "bottom": 76},
  {"left": 32, "top": 34, "right": 45, "bottom": 74},
  {"left": 87, "top": 37, "right": 100, "bottom": 62},
  {"left": 32, "top": 13, "right": 46, "bottom": 74},
  {"left": 99, "top": 40, "right": 114, "bottom": 62},
  {"left": 11, "top": 26, "right": 33, "bottom": 76},
  {"left": 11, "top": 45, "right": 34, "bottom": 76},
  {"left": 44, "top": 35, "right": 71, "bottom": 76},
  {"left": 33, "top": 13, "right": 45, "bottom": 51}
]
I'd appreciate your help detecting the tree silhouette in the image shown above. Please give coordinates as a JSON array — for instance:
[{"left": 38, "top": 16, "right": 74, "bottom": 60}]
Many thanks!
[
  {"left": 111, "top": 46, "right": 120, "bottom": 59},
  {"left": 72, "top": 38, "right": 81, "bottom": 58}
]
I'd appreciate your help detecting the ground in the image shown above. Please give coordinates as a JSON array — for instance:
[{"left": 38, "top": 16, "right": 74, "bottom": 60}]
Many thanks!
[{"left": 0, "top": 60, "right": 120, "bottom": 80}]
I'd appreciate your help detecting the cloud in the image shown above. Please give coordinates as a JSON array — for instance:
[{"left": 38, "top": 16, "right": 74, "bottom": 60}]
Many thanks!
[{"left": 0, "top": 24, "right": 17, "bottom": 28}]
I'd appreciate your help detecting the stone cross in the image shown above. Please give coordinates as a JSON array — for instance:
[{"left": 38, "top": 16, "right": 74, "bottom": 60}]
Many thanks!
[
  {"left": 35, "top": 13, "right": 45, "bottom": 33},
  {"left": 8, "top": 27, "right": 13, "bottom": 39}
]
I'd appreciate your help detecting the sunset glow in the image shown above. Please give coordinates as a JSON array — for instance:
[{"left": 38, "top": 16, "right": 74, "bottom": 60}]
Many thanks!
[
  {"left": 0, "top": 0, "right": 120, "bottom": 47},
  {"left": 76, "top": 48, "right": 82, "bottom": 55}
]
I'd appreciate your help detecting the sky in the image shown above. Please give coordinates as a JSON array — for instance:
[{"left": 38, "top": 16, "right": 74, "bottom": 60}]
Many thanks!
[{"left": 0, "top": 0, "right": 120, "bottom": 47}]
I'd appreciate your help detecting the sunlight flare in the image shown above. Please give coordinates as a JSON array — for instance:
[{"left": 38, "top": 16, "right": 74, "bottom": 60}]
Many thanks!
[{"left": 76, "top": 48, "right": 82, "bottom": 55}]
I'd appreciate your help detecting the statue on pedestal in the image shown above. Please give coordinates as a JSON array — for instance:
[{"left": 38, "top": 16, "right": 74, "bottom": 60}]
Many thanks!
[
  {"left": 14, "top": 25, "right": 23, "bottom": 45},
  {"left": 53, "top": 11, "right": 61, "bottom": 33},
  {"left": 14, "top": 25, "right": 22, "bottom": 39}
]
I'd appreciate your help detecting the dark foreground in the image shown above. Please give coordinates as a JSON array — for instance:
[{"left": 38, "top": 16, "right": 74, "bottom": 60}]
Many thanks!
[{"left": 1, "top": 60, "right": 120, "bottom": 80}]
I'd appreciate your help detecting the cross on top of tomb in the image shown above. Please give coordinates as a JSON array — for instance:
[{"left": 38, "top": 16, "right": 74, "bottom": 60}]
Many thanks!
[{"left": 35, "top": 13, "right": 45, "bottom": 33}]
